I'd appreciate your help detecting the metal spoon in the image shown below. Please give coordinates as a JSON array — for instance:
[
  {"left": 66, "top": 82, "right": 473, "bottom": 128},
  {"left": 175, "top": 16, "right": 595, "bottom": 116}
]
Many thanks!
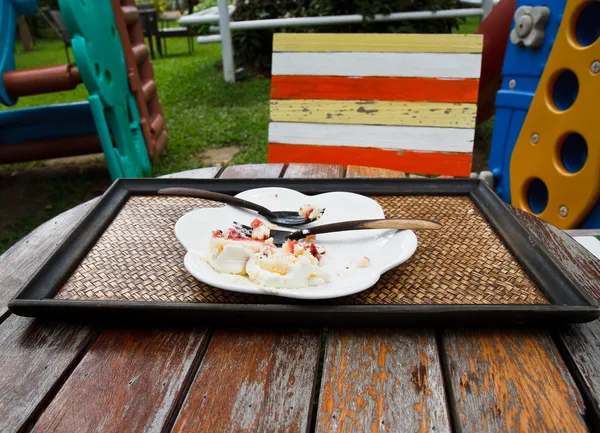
[{"left": 157, "top": 187, "right": 322, "bottom": 226}]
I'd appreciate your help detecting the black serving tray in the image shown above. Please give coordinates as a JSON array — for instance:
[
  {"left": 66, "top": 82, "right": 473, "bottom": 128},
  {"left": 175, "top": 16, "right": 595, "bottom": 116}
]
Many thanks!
[{"left": 8, "top": 177, "right": 600, "bottom": 327}]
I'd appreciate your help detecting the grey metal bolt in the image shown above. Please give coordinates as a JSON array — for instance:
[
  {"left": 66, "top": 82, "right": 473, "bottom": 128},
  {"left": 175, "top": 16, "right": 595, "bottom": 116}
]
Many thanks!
[
  {"left": 531, "top": 133, "right": 539, "bottom": 144},
  {"left": 559, "top": 206, "right": 568, "bottom": 217},
  {"left": 509, "top": 79, "right": 516, "bottom": 89},
  {"left": 592, "top": 61, "right": 600, "bottom": 74}
]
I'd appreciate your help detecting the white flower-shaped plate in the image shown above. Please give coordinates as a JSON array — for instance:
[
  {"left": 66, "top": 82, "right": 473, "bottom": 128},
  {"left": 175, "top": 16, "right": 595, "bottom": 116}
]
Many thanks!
[{"left": 174, "top": 187, "right": 417, "bottom": 300}]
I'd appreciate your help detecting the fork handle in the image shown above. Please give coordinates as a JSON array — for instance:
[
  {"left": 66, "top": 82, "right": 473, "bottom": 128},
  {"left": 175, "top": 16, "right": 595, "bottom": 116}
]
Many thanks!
[
  {"left": 288, "top": 218, "right": 441, "bottom": 240},
  {"left": 157, "top": 187, "right": 273, "bottom": 216}
]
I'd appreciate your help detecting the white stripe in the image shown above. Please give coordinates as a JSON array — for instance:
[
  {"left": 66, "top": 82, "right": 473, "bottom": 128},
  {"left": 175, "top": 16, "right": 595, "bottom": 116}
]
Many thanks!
[
  {"left": 268, "top": 122, "right": 474, "bottom": 153},
  {"left": 272, "top": 52, "right": 482, "bottom": 78}
]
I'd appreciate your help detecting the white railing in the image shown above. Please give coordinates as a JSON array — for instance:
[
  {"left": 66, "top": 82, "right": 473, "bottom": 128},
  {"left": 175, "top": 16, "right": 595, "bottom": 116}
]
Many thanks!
[
  {"left": 180, "top": 0, "right": 498, "bottom": 82},
  {"left": 460, "top": 0, "right": 500, "bottom": 6}
]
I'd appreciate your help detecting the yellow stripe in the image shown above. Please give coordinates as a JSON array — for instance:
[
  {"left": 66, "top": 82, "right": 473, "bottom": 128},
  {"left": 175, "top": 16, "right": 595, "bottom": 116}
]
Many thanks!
[
  {"left": 270, "top": 99, "right": 477, "bottom": 128},
  {"left": 273, "top": 33, "right": 483, "bottom": 53}
]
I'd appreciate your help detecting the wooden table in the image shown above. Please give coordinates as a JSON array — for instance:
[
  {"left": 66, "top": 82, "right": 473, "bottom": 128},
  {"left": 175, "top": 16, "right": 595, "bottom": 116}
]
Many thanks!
[{"left": 1, "top": 163, "right": 600, "bottom": 433}]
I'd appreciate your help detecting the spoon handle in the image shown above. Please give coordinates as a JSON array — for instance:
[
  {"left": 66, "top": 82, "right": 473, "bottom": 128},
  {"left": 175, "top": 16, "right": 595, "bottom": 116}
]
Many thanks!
[
  {"left": 157, "top": 187, "right": 273, "bottom": 216},
  {"left": 288, "top": 218, "right": 441, "bottom": 240}
]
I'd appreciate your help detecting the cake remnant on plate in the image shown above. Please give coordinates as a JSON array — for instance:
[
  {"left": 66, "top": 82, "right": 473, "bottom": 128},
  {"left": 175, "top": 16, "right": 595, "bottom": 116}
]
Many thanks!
[
  {"left": 207, "top": 219, "right": 329, "bottom": 288},
  {"left": 299, "top": 205, "right": 325, "bottom": 221}
]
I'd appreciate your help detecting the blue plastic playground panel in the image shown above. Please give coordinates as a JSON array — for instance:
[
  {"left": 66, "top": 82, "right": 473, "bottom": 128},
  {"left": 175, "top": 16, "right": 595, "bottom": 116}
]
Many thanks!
[
  {"left": 0, "top": 0, "right": 38, "bottom": 106},
  {"left": 0, "top": 102, "right": 96, "bottom": 145},
  {"left": 579, "top": 202, "right": 600, "bottom": 229},
  {"left": 488, "top": 0, "right": 567, "bottom": 204},
  {"left": 526, "top": 177, "right": 549, "bottom": 214}
]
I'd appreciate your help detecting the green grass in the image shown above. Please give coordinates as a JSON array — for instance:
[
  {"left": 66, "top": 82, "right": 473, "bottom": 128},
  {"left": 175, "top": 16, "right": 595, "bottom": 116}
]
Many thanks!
[{"left": 454, "top": 16, "right": 480, "bottom": 35}]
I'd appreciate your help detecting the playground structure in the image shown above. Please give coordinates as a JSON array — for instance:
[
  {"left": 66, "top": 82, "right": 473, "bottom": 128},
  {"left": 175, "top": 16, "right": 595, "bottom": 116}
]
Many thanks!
[
  {"left": 0, "top": 0, "right": 168, "bottom": 180},
  {"left": 483, "top": 0, "right": 599, "bottom": 229}
]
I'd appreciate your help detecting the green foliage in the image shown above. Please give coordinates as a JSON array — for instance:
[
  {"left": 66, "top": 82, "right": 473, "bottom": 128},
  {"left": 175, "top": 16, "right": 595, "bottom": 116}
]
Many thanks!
[
  {"left": 136, "top": 0, "right": 168, "bottom": 16},
  {"left": 191, "top": 0, "right": 218, "bottom": 13},
  {"left": 232, "top": 0, "right": 462, "bottom": 73}
]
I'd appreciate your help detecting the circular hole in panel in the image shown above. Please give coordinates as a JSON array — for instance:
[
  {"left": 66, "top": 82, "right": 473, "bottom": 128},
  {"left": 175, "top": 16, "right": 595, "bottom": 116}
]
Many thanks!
[
  {"left": 560, "top": 133, "right": 588, "bottom": 173},
  {"left": 94, "top": 63, "right": 100, "bottom": 76},
  {"left": 575, "top": 2, "right": 600, "bottom": 47},
  {"left": 526, "top": 178, "right": 549, "bottom": 215},
  {"left": 104, "top": 70, "right": 112, "bottom": 85},
  {"left": 552, "top": 70, "right": 579, "bottom": 111}
]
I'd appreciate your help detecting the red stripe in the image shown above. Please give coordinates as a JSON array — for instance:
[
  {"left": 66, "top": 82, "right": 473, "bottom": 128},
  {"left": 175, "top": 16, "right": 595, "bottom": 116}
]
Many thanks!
[
  {"left": 268, "top": 144, "right": 472, "bottom": 177},
  {"left": 271, "top": 76, "right": 480, "bottom": 103}
]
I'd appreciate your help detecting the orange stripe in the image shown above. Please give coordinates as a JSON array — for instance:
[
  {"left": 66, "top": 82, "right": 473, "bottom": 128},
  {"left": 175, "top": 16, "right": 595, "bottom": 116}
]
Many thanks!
[
  {"left": 268, "top": 144, "right": 472, "bottom": 177},
  {"left": 271, "top": 76, "right": 480, "bottom": 103}
]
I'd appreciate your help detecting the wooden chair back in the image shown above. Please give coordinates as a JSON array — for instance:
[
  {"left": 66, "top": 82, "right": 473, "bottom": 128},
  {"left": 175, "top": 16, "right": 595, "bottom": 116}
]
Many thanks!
[{"left": 267, "top": 33, "right": 483, "bottom": 176}]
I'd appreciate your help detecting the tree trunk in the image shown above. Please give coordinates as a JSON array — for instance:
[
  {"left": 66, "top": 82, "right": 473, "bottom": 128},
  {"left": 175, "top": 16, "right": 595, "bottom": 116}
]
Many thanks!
[{"left": 17, "top": 16, "right": 35, "bottom": 52}]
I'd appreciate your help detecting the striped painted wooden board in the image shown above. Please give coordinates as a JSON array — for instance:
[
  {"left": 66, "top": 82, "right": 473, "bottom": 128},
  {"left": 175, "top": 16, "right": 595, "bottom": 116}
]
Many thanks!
[{"left": 268, "top": 33, "right": 483, "bottom": 176}]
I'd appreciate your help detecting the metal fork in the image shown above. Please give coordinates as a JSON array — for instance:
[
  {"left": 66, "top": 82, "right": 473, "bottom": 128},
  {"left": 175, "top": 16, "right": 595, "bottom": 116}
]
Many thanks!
[{"left": 234, "top": 218, "right": 441, "bottom": 246}]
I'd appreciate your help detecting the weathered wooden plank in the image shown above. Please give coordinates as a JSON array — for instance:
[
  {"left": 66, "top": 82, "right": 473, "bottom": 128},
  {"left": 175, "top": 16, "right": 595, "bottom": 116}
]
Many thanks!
[
  {"left": 273, "top": 33, "right": 483, "bottom": 53},
  {"left": 270, "top": 100, "right": 477, "bottom": 128},
  {"left": 171, "top": 329, "right": 321, "bottom": 433},
  {"left": 565, "top": 229, "right": 600, "bottom": 237},
  {"left": 0, "top": 167, "right": 223, "bottom": 433},
  {"left": 284, "top": 163, "right": 344, "bottom": 178},
  {"left": 443, "top": 330, "right": 587, "bottom": 433},
  {"left": 0, "top": 315, "right": 95, "bottom": 433},
  {"left": 0, "top": 193, "right": 100, "bottom": 432},
  {"left": 0, "top": 198, "right": 98, "bottom": 316},
  {"left": 515, "top": 209, "right": 600, "bottom": 425},
  {"left": 315, "top": 165, "right": 450, "bottom": 433},
  {"left": 269, "top": 144, "right": 472, "bottom": 177},
  {"left": 31, "top": 328, "right": 209, "bottom": 433},
  {"left": 271, "top": 76, "right": 480, "bottom": 103},
  {"left": 346, "top": 165, "right": 406, "bottom": 178},
  {"left": 515, "top": 208, "right": 600, "bottom": 301},
  {"left": 159, "top": 166, "right": 222, "bottom": 179},
  {"left": 23, "top": 167, "right": 222, "bottom": 433},
  {"left": 219, "top": 163, "right": 284, "bottom": 179},
  {"left": 272, "top": 52, "right": 482, "bottom": 78},
  {"left": 316, "top": 329, "right": 450, "bottom": 433},
  {"left": 560, "top": 321, "right": 600, "bottom": 425},
  {"left": 171, "top": 163, "right": 326, "bottom": 433},
  {"left": 442, "top": 209, "right": 594, "bottom": 432},
  {"left": 268, "top": 122, "right": 474, "bottom": 153}
]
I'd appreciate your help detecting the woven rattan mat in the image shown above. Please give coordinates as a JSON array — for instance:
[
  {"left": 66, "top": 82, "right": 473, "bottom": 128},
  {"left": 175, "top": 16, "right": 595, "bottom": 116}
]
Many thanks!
[{"left": 54, "top": 195, "right": 548, "bottom": 305}]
